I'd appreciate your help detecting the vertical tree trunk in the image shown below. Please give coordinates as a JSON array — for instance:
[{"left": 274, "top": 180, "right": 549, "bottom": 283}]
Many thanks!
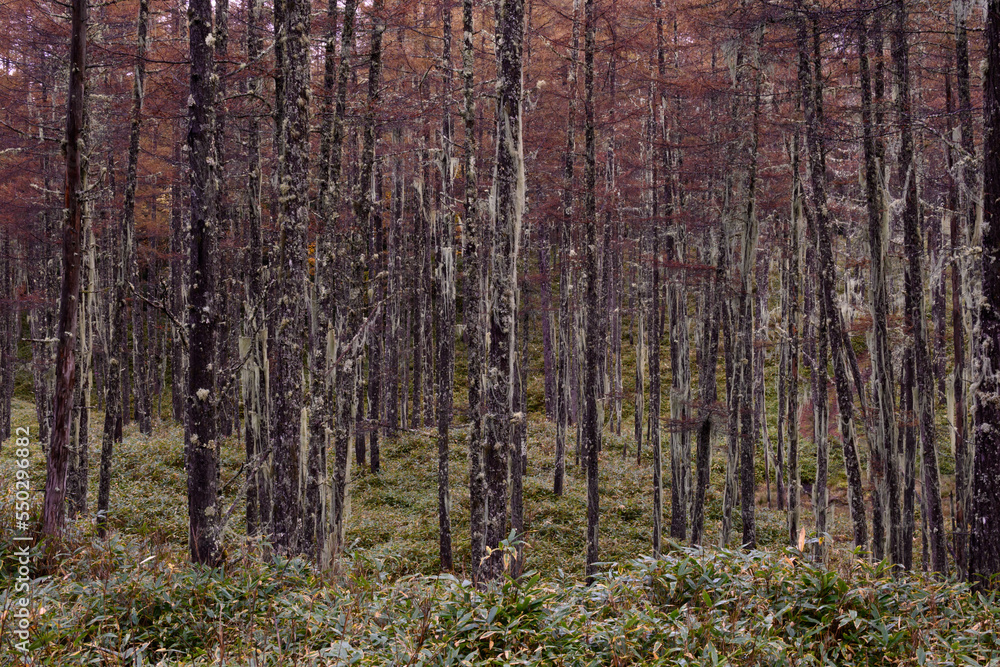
[
  {"left": 460, "top": 0, "right": 485, "bottom": 579},
  {"left": 185, "top": 0, "right": 221, "bottom": 565},
  {"left": 776, "top": 249, "right": 787, "bottom": 513},
  {"left": 719, "top": 274, "right": 739, "bottom": 549},
  {"left": 691, "top": 228, "right": 720, "bottom": 546},
  {"left": 970, "top": 0, "right": 1000, "bottom": 589},
  {"left": 212, "top": 0, "right": 235, "bottom": 440},
  {"left": 582, "top": 0, "right": 600, "bottom": 579},
  {"left": 0, "top": 236, "right": 14, "bottom": 444},
  {"left": 124, "top": 0, "right": 150, "bottom": 440},
  {"left": 736, "top": 28, "right": 764, "bottom": 551},
  {"left": 170, "top": 82, "right": 187, "bottom": 427},
  {"left": 270, "top": 0, "right": 311, "bottom": 554},
  {"left": 667, "top": 133, "right": 691, "bottom": 540},
  {"left": 953, "top": 0, "right": 974, "bottom": 579},
  {"left": 539, "top": 238, "right": 555, "bottom": 421},
  {"left": 797, "top": 11, "right": 868, "bottom": 552},
  {"left": 242, "top": 0, "right": 270, "bottom": 538},
  {"left": 754, "top": 261, "right": 770, "bottom": 513},
  {"left": 901, "top": 347, "right": 916, "bottom": 569},
  {"left": 482, "top": 0, "right": 525, "bottom": 582},
  {"left": 386, "top": 130, "right": 402, "bottom": 438},
  {"left": 32, "top": 70, "right": 56, "bottom": 448},
  {"left": 786, "top": 137, "right": 802, "bottom": 545},
  {"left": 858, "top": 2, "right": 896, "bottom": 562},
  {"left": 436, "top": 0, "right": 455, "bottom": 572},
  {"left": 554, "top": 0, "right": 579, "bottom": 496},
  {"left": 42, "top": 0, "right": 87, "bottom": 538},
  {"left": 892, "top": 0, "right": 946, "bottom": 573},
  {"left": 369, "top": 161, "right": 385, "bottom": 476},
  {"left": 67, "top": 191, "right": 95, "bottom": 517},
  {"left": 649, "top": 0, "right": 666, "bottom": 555}
]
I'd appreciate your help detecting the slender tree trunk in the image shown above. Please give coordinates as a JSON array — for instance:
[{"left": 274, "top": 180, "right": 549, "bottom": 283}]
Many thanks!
[
  {"left": 123, "top": 0, "right": 150, "bottom": 440},
  {"left": 859, "top": 3, "right": 897, "bottom": 562},
  {"left": 892, "top": 0, "right": 946, "bottom": 573},
  {"left": 582, "top": 0, "right": 600, "bottom": 579},
  {"left": 242, "top": 0, "right": 270, "bottom": 538},
  {"left": 901, "top": 347, "right": 916, "bottom": 569},
  {"left": 460, "top": 0, "right": 485, "bottom": 579},
  {"left": 42, "top": 0, "right": 87, "bottom": 538},
  {"left": 953, "top": 0, "right": 974, "bottom": 580},
  {"left": 691, "top": 228, "right": 720, "bottom": 546},
  {"left": 554, "top": 0, "right": 579, "bottom": 495},
  {"left": 170, "top": 101, "right": 186, "bottom": 426},
  {"left": 67, "top": 188, "right": 95, "bottom": 518},
  {"left": 539, "top": 239, "right": 555, "bottom": 421},
  {"left": 212, "top": 0, "right": 235, "bottom": 440},
  {"left": 736, "top": 28, "right": 764, "bottom": 551},
  {"left": 482, "top": 0, "right": 525, "bottom": 583},
  {"left": 786, "top": 136, "right": 802, "bottom": 545},
  {"left": 970, "top": 0, "right": 1000, "bottom": 589},
  {"left": 270, "top": 0, "right": 312, "bottom": 554},
  {"left": 649, "top": 0, "right": 666, "bottom": 554},
  {"left": 185, "top": 0, "right": 221, "bottom": 565},
  {"left": 436, "top": 0, "right": 455, "bottom": 572},
  {"left": 797, "top": 11, "right": 868, "bottom": 552},
  {"left": 0, "top": 236, "right": 14, "bottom": 444},
  {"left": 755, "top": 253, "right": 771, "bottom": 510}
]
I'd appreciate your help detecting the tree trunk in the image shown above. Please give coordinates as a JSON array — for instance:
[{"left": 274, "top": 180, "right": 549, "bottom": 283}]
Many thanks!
[
  {"left": 797, "top": 11, "right": 868, "bottom": 553},
  {"left": 737, "top": 28, "right": 764, "bottom": 551},
  {"left": 970, "top": 0, "right": 1000, "bottom": 589},
  {"left": 241, "top": 0, "right": 270, "bottom": 538},
  {"left": 42, "top": 0, "right": 87, "bottom": 538},
  {"left": 0, "top": 235, "right": 14, "bottom": 444},
  {"left": 691, "top": 228, "right": 720, "bottom": 546},
  {"left": 482, "top": 0, "right": 525, "bottom": 583},
  {"left": 582, "top": 0, "right": 600, "bottom": 580},
  {"left": 901, "top": 347, "right": 916, "bottom": 569},
  {"left": 953, "top": 0, "right": 974, "bottom": 580},
  {"left": 185, "top": 0, "right": 221, "bottom": 565},
  {"left": 786, "top": 136, "right": 802, "bottom": 545},
  {"left": 270, "top": 0, "right": 312, "bottom": 554},
  {"left": 460, "top": 0, "right": 485, "bottom": 580},
  {"left": 858, "top": 2, "right": 897, "bottom": 562},
  {"left": 436, "top": 0, "right": 455, "bottom": 572},
  {"left": 67, "top": 189, "right": 95, "bottom": 517},
  {"left": 554, "top": 0, "right": 579, "bottom": 496},
  {"left": 892, "top": 0, "right": 946, "bottom": 573}
]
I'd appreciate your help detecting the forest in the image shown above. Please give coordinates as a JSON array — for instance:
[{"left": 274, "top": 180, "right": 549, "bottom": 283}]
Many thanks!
[{"left": 4, "top": 0, "right": 1000, "bottom": 662}]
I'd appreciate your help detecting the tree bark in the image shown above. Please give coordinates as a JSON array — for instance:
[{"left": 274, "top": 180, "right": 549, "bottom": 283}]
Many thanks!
[
  {"left": 42, "top": 0, "right": 87, "bottom": 538},
  {"left": 270, "top": 0, "right": 312, "bottom": 554},
  {"left": 554, "top": 0, "right": 579, "bottom": 495},
  {"left": 858, "top": 3, "right": 897, "bottom": 563},
  {"left": 797, "top": 10, "right": 868, "bottom": 553},
  {"left": 953, "top": 0, "right": 974, "bottom": 580},
  {"left": 460, "top": 0, "right": 486, "bottom": 580},
  {"left": 241, "top": 0, "right": 270, "bottom": 538},
  {"left": 786, "top": 135, "right": 802, "bottom": 545},
  {"left": 185, "top": 0, "right": 221, "bottom": 565},
  {"left": 482, "top": 0, "right": 525, "bottom": 583},
  {"left": 892, "top": 0, "right": 947, "bottom": 573},
  {"left": 970, "top": 0, "right": 1000, "bottom": 589},
  {"left": 691, "top": 228, "right": 720, "bottom": 546},
  {"left": 436, "top": 0, "right": 455, "bottom": 572},
  {"left": 583, "top": 0, "right": 600, "bottom": 580}
]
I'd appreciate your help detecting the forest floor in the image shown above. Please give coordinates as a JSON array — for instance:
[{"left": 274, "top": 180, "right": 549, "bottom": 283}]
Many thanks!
[{"left": 1, "top": 396, "right": 995, "bottom": 665}]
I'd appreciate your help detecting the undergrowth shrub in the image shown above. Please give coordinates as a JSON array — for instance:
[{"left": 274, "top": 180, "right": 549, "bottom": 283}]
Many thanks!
[{"left": 4, "top": 536, "right": 1000, "bottom": 666}]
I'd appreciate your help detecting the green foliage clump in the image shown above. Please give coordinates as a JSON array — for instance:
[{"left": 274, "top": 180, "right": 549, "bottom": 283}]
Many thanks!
[{"left": 5, "top": 536, "right": 1000, "bottom": 666}]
